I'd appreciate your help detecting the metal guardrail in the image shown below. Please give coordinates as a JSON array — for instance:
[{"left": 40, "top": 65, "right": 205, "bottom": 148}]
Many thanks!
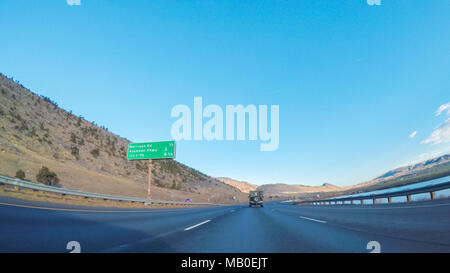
[
  {"left": 295, "top": 180, "right": 450, "bottom": 205},
  {"left": 0, "top": 174, "right": 221, "bottom": 206}
]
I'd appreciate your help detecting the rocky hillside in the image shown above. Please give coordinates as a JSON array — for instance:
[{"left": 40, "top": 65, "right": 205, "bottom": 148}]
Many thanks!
[
  {"left": 351, "top": 154, "right": 450, "bottom": 192},
  {"left": 375, "top": 155, "right": 450, "bottom": 181},
  {"left": 216, "top": 177, "right": 258, "bottom": 194},
  {"left": 0, "top": 73, "right": 247, "bottom": 204},
  {"left": 257, "top": 182, "right": 346, "bottom": 197}
]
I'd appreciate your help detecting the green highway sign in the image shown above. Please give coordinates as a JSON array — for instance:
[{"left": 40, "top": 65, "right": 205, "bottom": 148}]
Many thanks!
[{"left": 127, "top": 141, "right": 176, "bottom": 160}]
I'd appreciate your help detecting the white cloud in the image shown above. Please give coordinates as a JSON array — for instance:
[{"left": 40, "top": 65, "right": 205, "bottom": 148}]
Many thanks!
[
  {"left": 422, "top": 103, "right": 450, "bottom": 145},
  {"left": 367, "top": 0, "right": 381, "bottom": 5},
  {"left": 401, "top": 103, "right": 450, "bottom": 167},
  {"left": 436, "top": 102, "right": 450, "bottom": 116},
  {"left": 67, "top": 0, "right": 81, "bottom": 6},
  {"left": 423, "top": 118, "right": 450, "bottom": 145}
]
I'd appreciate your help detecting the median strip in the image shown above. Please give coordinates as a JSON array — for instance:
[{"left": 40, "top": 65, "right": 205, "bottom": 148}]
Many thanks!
[
  {"left": 299, "top": 216, "right": 327, "bottom": 224},
  {"left": 184, "top": 220, "right": 211, "bottom": 231}
]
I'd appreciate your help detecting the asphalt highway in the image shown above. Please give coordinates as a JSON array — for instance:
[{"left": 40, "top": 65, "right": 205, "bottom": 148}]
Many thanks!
[{"left": 1, "top": 195, "right": 450, "bottom": 253}]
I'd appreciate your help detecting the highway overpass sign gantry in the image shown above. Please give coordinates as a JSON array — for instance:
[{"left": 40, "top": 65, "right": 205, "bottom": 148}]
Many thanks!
[{"left": 127, "top": 141, "right": 176, "bottom": 200}]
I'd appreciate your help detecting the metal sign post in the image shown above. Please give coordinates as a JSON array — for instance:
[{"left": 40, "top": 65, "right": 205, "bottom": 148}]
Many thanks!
[
  {"left": 148, "top": 159, "right": 152, "bottom": 200},
  {"left": 127, "top": 141, "right": 176, "bottom": 200}
]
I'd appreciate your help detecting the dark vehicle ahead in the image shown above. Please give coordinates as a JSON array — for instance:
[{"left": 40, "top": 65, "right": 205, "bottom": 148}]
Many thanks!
[{"left": 249, "top": 191, "right": 264, "bottom": 207}]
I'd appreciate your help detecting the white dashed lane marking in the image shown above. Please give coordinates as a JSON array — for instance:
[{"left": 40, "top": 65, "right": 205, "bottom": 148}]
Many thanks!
[
  {"left": 184, "top": 220, "right": 211, "bottom": 231},
  {"left": 299, "top": 216, "right": 327, "bottom": 224}
]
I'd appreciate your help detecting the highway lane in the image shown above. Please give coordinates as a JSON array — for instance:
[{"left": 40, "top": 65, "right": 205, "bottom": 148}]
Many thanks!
[
  {"left": 0, "top": 196, "right": 242, "bottom": 253},
  {"left": 1, "top": 195, "right": 450, "bottom": 253}
]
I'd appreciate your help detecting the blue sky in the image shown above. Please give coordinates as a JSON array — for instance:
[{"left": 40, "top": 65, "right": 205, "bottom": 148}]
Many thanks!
[{"left": 1, "top": 0, "right": 449, "bottom": 186}]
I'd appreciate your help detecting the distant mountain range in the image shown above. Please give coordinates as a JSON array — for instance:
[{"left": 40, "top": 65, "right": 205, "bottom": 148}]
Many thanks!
[
  {"left": 353, "top": 154, "right": 450, "bottom": 192},
  {"left": 256, "top": 182, "right": 346, "bottom": 197},
  {"left": 217, "top": 177, "right": 346, "bottom": 196},
  {"left": 216, "top": 177, "right": 258, "bottom": 193},
  {"left": 376, "top": 155, "right": 450, "bottom": 180},
  {"left": 218, "top": 155, "right": 450, "bottom": 198}
]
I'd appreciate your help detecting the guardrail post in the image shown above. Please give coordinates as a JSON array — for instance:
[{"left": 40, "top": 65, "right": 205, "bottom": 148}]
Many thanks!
[
  {"left": 387, "top": 197, "right": 392, "bottom": 204},
  {"left": 406, "top": 195, "right": 411, "bottom": 202},
  {"left": 430, "top": 191, "right": 435, "bottom": 200}
]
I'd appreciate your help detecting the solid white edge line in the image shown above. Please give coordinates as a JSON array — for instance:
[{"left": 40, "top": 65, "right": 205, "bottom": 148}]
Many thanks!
[
  {"left": 184, "top": 220, "right": 211, "bottom": 231},
  {"left": 299, "top": 216, "right": 327, "bottom": 224}
]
